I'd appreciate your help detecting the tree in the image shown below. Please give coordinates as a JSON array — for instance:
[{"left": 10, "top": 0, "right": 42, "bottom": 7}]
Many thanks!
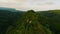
[{"left": 6, "top": 10, "right": 53, "bottom": 34}]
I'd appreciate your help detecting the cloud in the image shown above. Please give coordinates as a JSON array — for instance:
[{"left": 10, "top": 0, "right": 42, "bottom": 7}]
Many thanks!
[{"left": 0, "top": 0, "right": 60, "bottom": 11}]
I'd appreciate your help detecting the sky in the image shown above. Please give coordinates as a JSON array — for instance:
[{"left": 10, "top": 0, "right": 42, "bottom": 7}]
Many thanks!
[{"left": 0, "top": 0, "right": 60, "bottom": 11}]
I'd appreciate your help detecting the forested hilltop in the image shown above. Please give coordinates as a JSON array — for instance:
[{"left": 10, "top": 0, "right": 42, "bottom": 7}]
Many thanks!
[{"left": 0, "top": 8, "right": 60, "bottom": 34}]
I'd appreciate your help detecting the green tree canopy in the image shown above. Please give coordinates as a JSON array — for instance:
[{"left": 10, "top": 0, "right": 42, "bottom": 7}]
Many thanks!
[{"left": 6, "top": 10, "right": 53, "bottom": 34}]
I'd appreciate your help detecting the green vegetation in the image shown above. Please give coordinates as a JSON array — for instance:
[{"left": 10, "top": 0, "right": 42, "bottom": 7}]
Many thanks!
[
  {"left": 6, "top": 10, "right": 53, "bottom": 34},
  {"left": 0, "top": 8, "right": 60, "bottom": 34}
]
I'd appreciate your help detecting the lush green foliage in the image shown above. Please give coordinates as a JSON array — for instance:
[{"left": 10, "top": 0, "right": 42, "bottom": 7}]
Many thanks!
[
  {"left": 6, "top": 10, "right": 53, "bottom": 34},
  {"left": 0, "top": 8, "right": 60, "bottom": 34},
  {"left": 0, "top": 9, "right": 24, "bottom": 34},
  {"left": 38, "top": 11, "right": 60, "bottom": 34}
]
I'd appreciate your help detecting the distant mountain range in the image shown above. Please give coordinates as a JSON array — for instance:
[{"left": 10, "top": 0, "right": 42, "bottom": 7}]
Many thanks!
[
  {"left": 0, "top": 7, "right": 60, "bottom": 12},
  {"left": 0, "top": 7, "right": 16, "bottom": 11},
  {"left": 0, "top": 7, "right": 25, "bottom": 12}
]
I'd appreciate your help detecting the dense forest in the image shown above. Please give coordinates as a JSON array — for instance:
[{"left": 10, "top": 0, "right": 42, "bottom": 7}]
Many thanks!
[{"left": 0, "top": 8, "right": 60, "bottom": 34}]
